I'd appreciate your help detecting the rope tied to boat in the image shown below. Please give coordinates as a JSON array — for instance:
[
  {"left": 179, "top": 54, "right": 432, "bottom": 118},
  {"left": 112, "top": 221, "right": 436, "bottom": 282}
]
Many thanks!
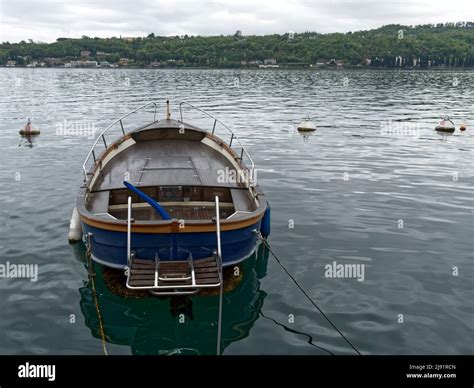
[
  {"left": 256, "top": 232, "right": 362, "bottom": 355},
  {"left": 86, "top": 234, "right": 108, "bottom": 356}
]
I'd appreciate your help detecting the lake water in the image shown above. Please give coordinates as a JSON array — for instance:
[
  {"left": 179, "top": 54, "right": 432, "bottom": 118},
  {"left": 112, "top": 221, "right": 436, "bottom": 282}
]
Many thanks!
[{"left": 0, "top": 68, "right": 472, "bottom": 355}]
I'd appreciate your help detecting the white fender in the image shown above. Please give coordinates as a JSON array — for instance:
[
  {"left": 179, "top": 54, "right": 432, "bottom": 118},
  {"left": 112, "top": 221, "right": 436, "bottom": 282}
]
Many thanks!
[{"left": 68, "top": 207, "right": 83, "bottom": 244}]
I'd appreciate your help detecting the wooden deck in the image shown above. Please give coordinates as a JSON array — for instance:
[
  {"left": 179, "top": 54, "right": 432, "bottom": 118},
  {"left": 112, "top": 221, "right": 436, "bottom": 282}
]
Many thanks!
[{"left": 92, "top": 138, "right": 245, "bottom": 192}]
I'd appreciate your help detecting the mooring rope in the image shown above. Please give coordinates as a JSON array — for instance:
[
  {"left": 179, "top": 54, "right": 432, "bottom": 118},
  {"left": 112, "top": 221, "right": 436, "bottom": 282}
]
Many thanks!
[
  {"left": 90, "top": 276, "right": 108, "bottom": 356},
  {"left": 259, "top": 311, "right": 335, "bottom": 355},
  {"left": 257, "top": 233, "right": 362, "bottom": 355},
  {"left": 86, "top": 241, "right": 108, "bottom": 356}
]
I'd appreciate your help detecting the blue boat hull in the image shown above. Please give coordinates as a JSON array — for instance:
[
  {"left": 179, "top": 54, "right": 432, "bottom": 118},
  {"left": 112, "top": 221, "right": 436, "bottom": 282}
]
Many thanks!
[{"left": 82, "top": 221, "right": 261, "bottom": 268}]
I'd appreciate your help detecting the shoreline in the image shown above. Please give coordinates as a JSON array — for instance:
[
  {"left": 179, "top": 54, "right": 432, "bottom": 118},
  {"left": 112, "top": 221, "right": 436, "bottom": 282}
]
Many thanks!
[{"left": 2, "top": 66, "right": 473, "bottom": 71}]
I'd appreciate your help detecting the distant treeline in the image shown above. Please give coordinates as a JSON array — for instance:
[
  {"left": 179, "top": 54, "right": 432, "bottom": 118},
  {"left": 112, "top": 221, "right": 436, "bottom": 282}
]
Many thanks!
[{"left": 1, "top": 22, "right": 474, "bottom": 68}]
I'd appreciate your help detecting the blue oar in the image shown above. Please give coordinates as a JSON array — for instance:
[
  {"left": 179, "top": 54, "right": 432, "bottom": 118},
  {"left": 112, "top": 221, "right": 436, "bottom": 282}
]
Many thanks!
[{"left": 123, "top": 181, "right": 171, "bottom": 220}]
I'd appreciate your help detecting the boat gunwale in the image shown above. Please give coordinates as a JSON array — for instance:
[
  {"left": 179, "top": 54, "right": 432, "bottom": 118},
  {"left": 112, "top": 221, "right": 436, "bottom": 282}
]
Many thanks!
[{"left": 77, "top": 121, "right": 267, "bottom": 230}]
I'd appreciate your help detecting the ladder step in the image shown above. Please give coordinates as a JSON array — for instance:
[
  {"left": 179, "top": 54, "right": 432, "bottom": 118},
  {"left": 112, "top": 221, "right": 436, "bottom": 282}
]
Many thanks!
[
  {"left": 130, "top": 269, "right": 154, "bottom": 274},
  {"left": 195, "top": 257, "right": 217, "bottom": 266},
  {"left": 196, "top": 270, "right": 218, "bottom": 275},
  {"left": 133, "top": 258, "right": 155, "bottom": 265},
  {"left": 159, "top": 268, "right": 189, "bottom": 274},
  {"left": 194, "top": 267, "right": 219, "bottom": 273},
  {"left": 158, "top": 275, "right": 192, "bottom": 281},
  {"left": 129, "top": 279, "right": 157, "bottom": 286},
  {"left": 158, "top": 272, "right": 189, "bottom": 278},
  {"left": 132, "top": 264, "right": 155, "bottom": 269},
  {"left": 195, "top": 277, "right": 220, "bottom": 284},
  {"left": 130, "top": 274, "right": 155, "bottom": 280},
  {"left": 160, "top": 261, "right": 189, "bottom": 267},
  {"left": 126, "top": 255, "right": 221, "bottom": 292},
  {"left": 157, "top": 280, "right": 193, "bottom": 286},
  {"left": 196, "top": 273, "right": 220, "bottom": 280}
]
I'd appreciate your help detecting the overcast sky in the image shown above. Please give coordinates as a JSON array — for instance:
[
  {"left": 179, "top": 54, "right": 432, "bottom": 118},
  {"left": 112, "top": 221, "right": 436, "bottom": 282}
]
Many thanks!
[{"left": 0, "top": 0, "right": 472, "bottom": 43}]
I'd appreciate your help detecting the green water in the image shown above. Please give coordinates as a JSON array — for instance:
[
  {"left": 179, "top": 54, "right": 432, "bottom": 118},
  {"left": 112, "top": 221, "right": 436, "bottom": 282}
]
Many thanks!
[{"left": 0, "top": 68, "right": 472, "bottom": 354}]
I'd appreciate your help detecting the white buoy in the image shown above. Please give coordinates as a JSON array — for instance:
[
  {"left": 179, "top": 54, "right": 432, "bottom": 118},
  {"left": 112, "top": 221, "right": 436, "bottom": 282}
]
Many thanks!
[
  {"left": 68, "top": 207, "right": 83, "bottom": 244},
  {"left": 435, "top": 115, "right": 455, "bottom": 133},
  {"left": 297, "top": 116, "right": 317, "bottom": 132},
  {"left": 19, "top": 118, "right": 41, "bottom": 135}
]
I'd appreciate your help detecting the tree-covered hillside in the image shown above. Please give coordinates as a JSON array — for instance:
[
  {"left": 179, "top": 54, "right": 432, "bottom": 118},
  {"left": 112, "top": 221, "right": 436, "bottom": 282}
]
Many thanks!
[{"left": 1, "top": 22, "right": 473, "bottom": 68}]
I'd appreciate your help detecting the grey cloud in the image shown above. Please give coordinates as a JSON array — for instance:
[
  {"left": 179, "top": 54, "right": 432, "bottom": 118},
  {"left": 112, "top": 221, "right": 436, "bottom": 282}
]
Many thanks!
[{"left": 0, "top": 0, "right": 471, "bottom": 42}]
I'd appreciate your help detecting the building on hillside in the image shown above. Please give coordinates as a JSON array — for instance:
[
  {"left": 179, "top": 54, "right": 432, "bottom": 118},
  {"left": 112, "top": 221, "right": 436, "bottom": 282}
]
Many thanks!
[
  {"left": 259, "top": 58, "right": 279, "bottom": 68},
  {"left": 264, "top": 58, "right": 277, "bottom": 65}
]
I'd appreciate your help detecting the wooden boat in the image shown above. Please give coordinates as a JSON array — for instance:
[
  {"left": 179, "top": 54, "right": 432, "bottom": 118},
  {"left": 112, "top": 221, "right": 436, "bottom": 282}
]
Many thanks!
[
  {"left": 19, "top": 118, "right": 41, "bottom": 135},
  {"left": 435, "top": 116, "right": 455, "bottom": 133},
  {"left": 74, "top": 100, "right": 271, "bottom": 295}
]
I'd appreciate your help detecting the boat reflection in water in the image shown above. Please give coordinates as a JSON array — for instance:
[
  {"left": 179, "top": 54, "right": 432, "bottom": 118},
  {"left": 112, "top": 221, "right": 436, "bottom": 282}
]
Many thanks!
[{"left": 74, "top": 242, "right": 269, "bottom": 355}]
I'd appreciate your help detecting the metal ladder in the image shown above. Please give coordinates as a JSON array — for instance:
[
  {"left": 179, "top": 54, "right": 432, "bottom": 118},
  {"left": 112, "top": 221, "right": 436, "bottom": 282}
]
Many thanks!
[
  {"left": 124, "top": 196, "right": 223, "bottom": 296},
  {"left": 124, "top": 195, "right": 225, "bottom": 354}
]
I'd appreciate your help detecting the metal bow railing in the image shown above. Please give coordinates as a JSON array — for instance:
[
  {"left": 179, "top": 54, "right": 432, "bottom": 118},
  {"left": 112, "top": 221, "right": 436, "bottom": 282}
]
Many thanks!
[
  {"left": 179, "top": 102, "right": 256, "bottom": 186},
  {"left": 83, "top": 100, "right": 256, "bottom": 187},
  {"left": 82, "top": 101, "right": 159, "bottom": 182}
]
